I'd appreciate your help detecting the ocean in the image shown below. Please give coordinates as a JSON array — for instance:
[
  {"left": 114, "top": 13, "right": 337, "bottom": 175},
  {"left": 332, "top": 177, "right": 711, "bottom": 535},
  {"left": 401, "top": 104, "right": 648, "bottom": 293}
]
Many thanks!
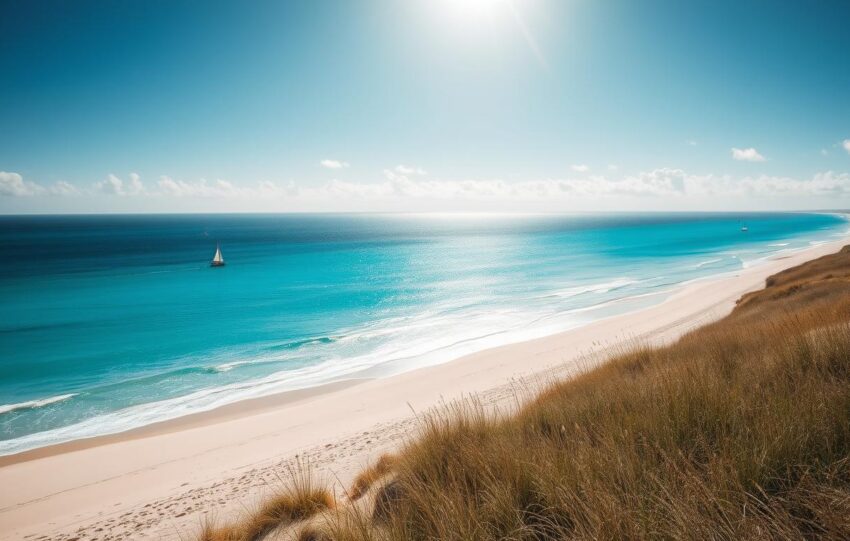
[{"left": 0, "top": 212, "right": 846, "bottom": 455}]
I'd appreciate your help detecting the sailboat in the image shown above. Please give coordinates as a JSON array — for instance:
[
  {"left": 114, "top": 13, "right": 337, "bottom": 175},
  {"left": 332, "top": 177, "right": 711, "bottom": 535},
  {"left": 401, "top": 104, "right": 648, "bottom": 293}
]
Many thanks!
[
  {"left": 741, "top": 225, "right": 749, "bottom": 232},
  {"left": 211, "top": 243, "right": 225, "bottom": 267}
]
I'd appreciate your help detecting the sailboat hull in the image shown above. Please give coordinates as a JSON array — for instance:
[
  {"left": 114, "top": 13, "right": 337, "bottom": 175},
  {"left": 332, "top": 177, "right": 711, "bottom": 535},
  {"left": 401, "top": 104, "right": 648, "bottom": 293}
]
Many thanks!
[{"left": 210, "top": 261, "right": 226, "bottom": 267}]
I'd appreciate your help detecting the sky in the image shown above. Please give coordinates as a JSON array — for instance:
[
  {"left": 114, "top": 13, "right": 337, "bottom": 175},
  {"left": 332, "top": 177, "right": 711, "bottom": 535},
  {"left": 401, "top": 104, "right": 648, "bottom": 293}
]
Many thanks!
[{"left": 1, "top": 0, "right": 849, "bottom": 213}]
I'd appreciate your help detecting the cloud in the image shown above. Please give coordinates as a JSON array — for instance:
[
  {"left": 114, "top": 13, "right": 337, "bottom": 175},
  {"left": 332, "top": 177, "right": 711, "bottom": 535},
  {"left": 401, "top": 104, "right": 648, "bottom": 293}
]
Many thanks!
[
  {"left": 258, "top": 179, "right": 298, "bottom": 197},
  {"left": 393, "top": 164, "right": 427, "bottom": 175},
  {"left": 0, "top": 171, "right": 44, "bottom": 196},
  {"left": 570, "top": 164, "right": 590, "bottom": 173},
  {"left": 687, "top": 140, "right": 698, "bottom": 146},
  {"left": 96, "top": 175, "right": 122, "bottom": 194},
  {"left": 97, "top": 173, "right": 290, "bottom": 199},
  {"left": 96, "top": 173, "right": 145, "bottom": 195},
  {"left": 50, "top": 180, "right": 80, "bottom": 196},
  {"left": 156, "top": 176, "right": 259, "bottom": 198},
  {"left": 731, "top": 147, "right": 766, "bottom": 162},
  {"left": 607, "top": 164, "right": 619, "bottom": 171},
  {"left": 843, "top": 140, "right": 850, "bottom": 155},
  {"left": 80, "top": 169, "right": 850, "bottom": 204},
  {"left": 740, "top": 171, "right": 850, "bottom": 196},
  {"left": 8, "top": 168, "right": 850, "bottom": 213},
  {"left": 320, "top": 159, "right": 350, "bottom": 169},
  {"left": 615, "top": 168, "right": 688, "bottom": 196},
  {"left": 315, "top": 167, "right": 692, "bottom": 202},
  {"left": 300, "top": 168, "right": 850, "bottom": 205},
  {"left": 821, "top": 149, "right": 829, "bottom": 156},
  {"left": 0, "top": 172, "right": 86, "bottom": 198},
  {"left": 87, "top": 173, "right": 295, "bottom": 199}
]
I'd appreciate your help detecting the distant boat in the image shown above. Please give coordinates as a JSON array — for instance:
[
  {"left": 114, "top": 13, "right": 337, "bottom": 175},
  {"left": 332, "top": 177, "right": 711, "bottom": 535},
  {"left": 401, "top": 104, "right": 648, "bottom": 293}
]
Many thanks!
[
  {"left": 211, "top": 244, "right": 225, "bottom": 267},
  {"left": 741, "top": 226, "right": 749, "bottom": 232}
]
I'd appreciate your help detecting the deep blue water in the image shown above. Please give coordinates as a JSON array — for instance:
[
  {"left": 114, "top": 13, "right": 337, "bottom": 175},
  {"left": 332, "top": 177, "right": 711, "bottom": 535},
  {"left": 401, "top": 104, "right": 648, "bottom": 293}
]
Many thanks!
[{"left": 0, "top": 212, "right": 846, "bottom": 455}]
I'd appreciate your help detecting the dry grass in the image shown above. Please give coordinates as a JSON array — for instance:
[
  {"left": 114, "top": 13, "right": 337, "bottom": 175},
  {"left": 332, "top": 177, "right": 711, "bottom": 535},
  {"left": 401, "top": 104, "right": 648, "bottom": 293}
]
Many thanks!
[
  {"left": 347, "top": 454, "right": 397, "bottom": 502},
  {"left": 198, "top": 466, "right": 335, "bottom": 541},
  {"left": 197, "top": 247, "right": 850, "bottom": 540}
]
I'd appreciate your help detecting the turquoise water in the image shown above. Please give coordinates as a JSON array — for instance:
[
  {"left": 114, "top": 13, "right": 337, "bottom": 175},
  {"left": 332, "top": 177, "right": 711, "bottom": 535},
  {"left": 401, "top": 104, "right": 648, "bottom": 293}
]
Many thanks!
[{"left": 0, "top": 212, "right": 846, "bottom": 455}]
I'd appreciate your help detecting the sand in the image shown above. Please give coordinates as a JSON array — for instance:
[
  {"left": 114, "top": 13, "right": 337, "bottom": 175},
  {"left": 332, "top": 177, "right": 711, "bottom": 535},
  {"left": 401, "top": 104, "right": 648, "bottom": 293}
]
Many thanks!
[{"left": 1, "top": 237, "right": 847, "bottom": 541}]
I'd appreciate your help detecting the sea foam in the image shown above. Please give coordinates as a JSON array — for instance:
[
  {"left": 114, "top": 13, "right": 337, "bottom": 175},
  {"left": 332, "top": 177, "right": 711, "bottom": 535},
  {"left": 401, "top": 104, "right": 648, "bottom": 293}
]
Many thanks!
[{"left": 0, "top": 394, "right": 77, "bottom": 415}]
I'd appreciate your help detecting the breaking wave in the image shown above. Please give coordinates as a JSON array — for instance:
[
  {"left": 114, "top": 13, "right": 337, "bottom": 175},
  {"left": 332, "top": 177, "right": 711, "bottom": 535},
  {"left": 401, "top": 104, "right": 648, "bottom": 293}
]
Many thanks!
[{"left": 0, "top": 394, "right": 77, "bottom": 415}]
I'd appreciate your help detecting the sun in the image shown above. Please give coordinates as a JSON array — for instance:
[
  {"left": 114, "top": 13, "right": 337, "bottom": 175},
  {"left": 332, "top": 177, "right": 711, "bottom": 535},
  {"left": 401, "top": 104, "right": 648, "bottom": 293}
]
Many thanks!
[
  {"left": 428, "top": 0, "right": 547, "bottom": 69},
  {"left": 442, "top": 0, "right": 511, "bottom": 20},
  {"left": 456, "top": 0, "right": 505, "bottom": 11}
]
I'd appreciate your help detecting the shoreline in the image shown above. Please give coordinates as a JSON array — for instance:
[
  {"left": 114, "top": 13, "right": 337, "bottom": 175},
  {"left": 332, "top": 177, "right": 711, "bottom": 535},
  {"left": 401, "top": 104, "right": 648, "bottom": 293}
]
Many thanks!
[
  {"left": 1, "top": 232, "right": 843, "bottom": 462},
  {"left": 0, "top": 379, "right": 363, "bottom": 468},
  {"left": 1, "top": 235, "right": 848, "bottom": 540}
]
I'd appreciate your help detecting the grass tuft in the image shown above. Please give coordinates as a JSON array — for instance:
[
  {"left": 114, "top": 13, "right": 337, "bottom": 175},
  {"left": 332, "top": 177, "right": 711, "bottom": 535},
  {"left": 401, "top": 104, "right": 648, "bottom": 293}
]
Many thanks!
[
  {"left": 197, "top": 465, "right": 334, "bottom": 541},
  {"left": 348, "top": 454, "right": 397, "bottom": 501}
]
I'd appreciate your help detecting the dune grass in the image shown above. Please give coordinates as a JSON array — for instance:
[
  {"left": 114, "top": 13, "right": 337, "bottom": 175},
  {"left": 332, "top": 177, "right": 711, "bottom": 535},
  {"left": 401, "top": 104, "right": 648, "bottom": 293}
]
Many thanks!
[
  {"left": 347, "top": 454, "right": 397, "bottom": 502},
  {"left": 197, "top": 247, "right": 850, "bottom": 540},
  {"left": 198, "top": 466, "right": 335, "bottom": 541}
]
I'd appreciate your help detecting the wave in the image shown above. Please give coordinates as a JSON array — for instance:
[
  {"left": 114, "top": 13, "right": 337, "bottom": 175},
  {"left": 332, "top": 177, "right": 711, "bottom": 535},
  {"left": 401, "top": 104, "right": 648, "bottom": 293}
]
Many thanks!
[
  {"left": 693, "top": 258, "right": 724, "bottom": 269},
  {"left": 213, "top": 358, "right": 284, "bottom": 372},
  {"left": 0, "top": 393, "right": 77, "bottom": 415},
  {"left": 0, "top": 301, "right": 616, "bottom": 455},
  {"left": 769, "top": 243, "right": 790, "bottom": 247},
  {"left": 0, "top": 355, "right": 391, "bottom": 456},
  {"left": 548, "top": 278, "right": 638, "bottom": 299},
  {"left": 212, "top": 362, "right": 243, "bottom": 373},
  {"left": 214, "top": 336, "right": 341, "bottom": 372},
  {"left": 263, "top": 336, "right": 337, "bottom": 352}
]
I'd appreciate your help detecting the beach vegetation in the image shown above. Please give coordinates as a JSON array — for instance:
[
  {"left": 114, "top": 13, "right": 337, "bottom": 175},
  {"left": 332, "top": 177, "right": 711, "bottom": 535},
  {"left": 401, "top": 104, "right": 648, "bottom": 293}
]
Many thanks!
[
  {"left": 197, "top": 465, "right": 334, "bottom": 541},
  {"left": 347, "top": 454, "right": 397, "bottom": 502}
]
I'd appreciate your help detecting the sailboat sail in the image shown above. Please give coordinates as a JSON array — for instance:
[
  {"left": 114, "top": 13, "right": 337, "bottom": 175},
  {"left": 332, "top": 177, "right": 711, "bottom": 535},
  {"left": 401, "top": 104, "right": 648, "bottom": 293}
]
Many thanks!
[{"left": 211, "top": 244, "right": 225, "bottom": 266}]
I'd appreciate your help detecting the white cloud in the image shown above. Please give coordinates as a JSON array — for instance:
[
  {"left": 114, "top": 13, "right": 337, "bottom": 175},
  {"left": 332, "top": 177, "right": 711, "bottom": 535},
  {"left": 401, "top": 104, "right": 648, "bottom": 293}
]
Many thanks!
[
  {"left": 96, "top": 173, "right": 145, "bottom": 195},
  {"left": 570, "top": 164, "right": 590, "bottom": 173},
  {"left": 821, "top": 149, "right": 829, "bottom": 156},
  {"left": 312, "top": 167, "right": 692, "bottom": 202},
  {"left": 157, "top": 176, "right": 250, "bottom": 198},
  {"left": 88, "top": 174, "right": 293, "bottom": 199},
  {"left": 0, "top": 171, "right": 44, "bottom": 196},
  {"left": 0, "top": 172, "right": 84, "bottom": 198},
  {"left": 393, "top": 164, "right": 427, "bottom": 176},
  {"left": 95, "top": 175, "right": 121, "bottom": 194},
  {"left": 843, "top": 140, "right": 850, "bottom": 155},
  {"left": 731, "top": 147, "right": 766, "bottom": 162},
  {"left": 607, "top": 164, "right": 619, "bottom": 171},
  {"left": 258, "top": 179, "right": 298, "bottom": 197},
  {"left": 743, "top": 171, "right": 850, "bottom": 196},
  {"left": 616, "top": 168, "right": 688, "bottom": 196},
  {"left": 50, "top": 180, "right": 80, "bottom": 196},
  {"left": 79, "top": 169, "right": 850, "bottom": 204},
  {"left": 320, "top": 159, "right": 350, "bottom": 169},
  {"left": 687, "top": 140, "right": 698, "bottom": 146},
  {"left": 8, "top": 168, "right": 850, "bottom": 213},
  {"left": 298, "top": 168, "right": 850, "bottom": 205}
]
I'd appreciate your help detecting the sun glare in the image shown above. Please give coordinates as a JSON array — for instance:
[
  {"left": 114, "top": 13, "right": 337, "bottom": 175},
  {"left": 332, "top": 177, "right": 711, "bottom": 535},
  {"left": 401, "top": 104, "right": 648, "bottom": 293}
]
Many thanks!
[
  {"left": 456, "top": 0, "right": 505, "bottom": 13},
  {"left": 440, "top": 0, "right": 511, "bottom": 21},
  {"left": 431, "top": 0, "right": 547, "bottom": 70}
]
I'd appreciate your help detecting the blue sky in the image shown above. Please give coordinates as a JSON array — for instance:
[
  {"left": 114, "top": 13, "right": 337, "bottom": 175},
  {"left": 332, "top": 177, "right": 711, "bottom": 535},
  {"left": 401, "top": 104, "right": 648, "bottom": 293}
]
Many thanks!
[{"left": 1, "top": 0, "right": 849, "bottom": 213}]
